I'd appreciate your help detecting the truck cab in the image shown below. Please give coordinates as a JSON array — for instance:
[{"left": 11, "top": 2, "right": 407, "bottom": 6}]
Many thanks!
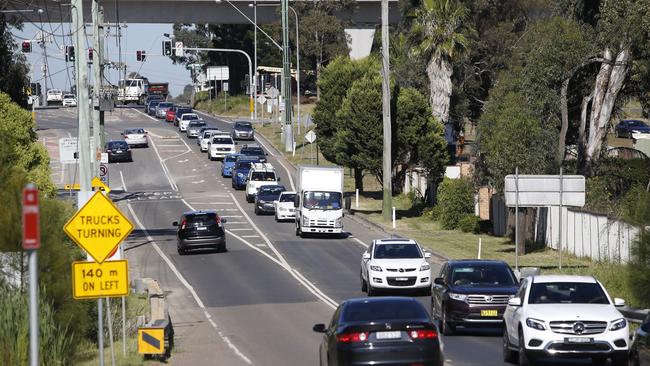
[
  {"left": 294, "top": 165, "right": 344, "bottom": 237},
  {"left": 245, "top": 163, "right": 279, "bottom": 202}
]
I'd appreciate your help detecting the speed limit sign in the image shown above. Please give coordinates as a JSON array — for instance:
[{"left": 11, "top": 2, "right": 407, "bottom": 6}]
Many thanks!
[{"left": 99, "top": 164, "right": 109, "bottom": 185}]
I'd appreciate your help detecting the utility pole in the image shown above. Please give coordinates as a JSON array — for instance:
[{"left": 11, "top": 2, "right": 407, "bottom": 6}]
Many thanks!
[
  {"left": 381, "top": 0, "right": 392, "bottom": 221},
  {"left": 99, "top": 8, "right": 106, "bottom": 148},
  {"left": 253, "top": 0, "right": 258, "bottom": 120},
  {"left": 92, "top": 0, "right": 102, "bottom": 175},
  {"left": 40, "top": 32, "right": 48, "bottom": 107},
  {"left": 281, "top": 0, "right": 293, "bottom": 152}
]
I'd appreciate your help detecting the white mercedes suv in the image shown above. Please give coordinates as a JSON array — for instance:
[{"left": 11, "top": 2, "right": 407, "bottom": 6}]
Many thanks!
[
  {"left": 503, "top": 275, "right": 629, "bottom": 366},
  {"left": 360, "top": 238, "right": 432, "bottom": 296}
]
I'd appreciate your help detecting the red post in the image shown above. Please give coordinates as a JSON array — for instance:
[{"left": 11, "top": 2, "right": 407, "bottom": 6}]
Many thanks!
[{"left": 22, "top": 185, "right": 40, "bottom": 250}]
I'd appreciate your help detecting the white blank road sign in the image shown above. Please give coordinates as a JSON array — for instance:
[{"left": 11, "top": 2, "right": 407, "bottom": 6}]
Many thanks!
[{"left": 504, "top": 174, "right": 585, "bottom": 207}]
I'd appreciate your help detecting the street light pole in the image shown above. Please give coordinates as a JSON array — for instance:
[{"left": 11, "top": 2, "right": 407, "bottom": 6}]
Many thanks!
[
  {"left": 253, "top": 0, "right": 258, "bottom": 120},
  {"left": 381, "top": 0, "right": 392, "bottom": 220},
  {"left": 281, "top": 0, "right": 293, "bottom": 152}
]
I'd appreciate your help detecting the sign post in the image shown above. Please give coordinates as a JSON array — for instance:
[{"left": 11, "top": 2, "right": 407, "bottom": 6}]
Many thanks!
[{"left": 23, "top": 184, "right": 40, "bottom": 366}]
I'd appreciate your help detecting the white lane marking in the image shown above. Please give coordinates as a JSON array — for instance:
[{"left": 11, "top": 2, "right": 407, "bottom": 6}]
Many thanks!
[
  {"left": 189, "top": 202, "right": 235, "bottom": 205},
  {"left": 148, "top": 136, "right": 178, "bottom": 191},
  {"left": 255, "top": 244, "right": 268, "bottom": 247},
  {"left": 222, "top": 222, "right": 247, "bottom": 224},
  {"left": 241, "top": 235, "right": 260, "bottom": 238},
  {"left": 181, "top": 198, "right": 337, "bottom": 309},
  {"left": 221, "top": 215, "right": 243, "bottom": 218},
  {"left": 125, "top": 203, "right": 253, "bottom": 365},
  {"left": 228, "top": 228, "right": 254, "bottom": 231},
  {"left": 351, "top": 237, "right": 369, "bottom": 248},
  {"left": 120, "top": 170, "right": 127, "bottom": 192}
]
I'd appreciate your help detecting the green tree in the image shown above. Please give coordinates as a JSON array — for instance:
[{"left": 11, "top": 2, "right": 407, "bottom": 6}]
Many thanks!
[
  {"left": 0, "top": 12, "right": 29, "bottom": 107},
  {"left": 412, "top": 0, "right": 472, "bottom": 124},
  {"left": 394, "top": 87, "right": 448, "bottom": 193}
]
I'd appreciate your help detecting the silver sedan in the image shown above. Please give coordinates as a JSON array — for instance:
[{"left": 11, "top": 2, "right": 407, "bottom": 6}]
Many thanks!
[
  {"left": 122, "top": 128, "right": 148, "bottom": 148},
  {"left": 186, "top": 120, "right": 208, "bottom": 138}
]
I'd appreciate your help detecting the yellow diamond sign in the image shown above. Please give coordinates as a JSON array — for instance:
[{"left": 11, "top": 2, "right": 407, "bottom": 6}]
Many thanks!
[{"left": 64, "top": 191, "right": 133, "bottom": 263}]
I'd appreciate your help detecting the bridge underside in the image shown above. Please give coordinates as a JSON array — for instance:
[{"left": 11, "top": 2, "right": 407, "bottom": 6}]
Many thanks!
[{"left": 6, "top": 0, "right": 400, "bottom": 25}]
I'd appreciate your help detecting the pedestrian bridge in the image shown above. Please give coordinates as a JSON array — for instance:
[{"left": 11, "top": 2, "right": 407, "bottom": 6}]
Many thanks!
[{"left": 8, "top": 0, "right": 400, "bottom": 25}]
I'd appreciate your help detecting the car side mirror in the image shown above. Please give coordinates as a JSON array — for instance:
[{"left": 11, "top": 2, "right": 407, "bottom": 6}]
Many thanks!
[
  {"left": 172, "top": 221, "right": 178, "bottom": 227},
  {"left": 424, "top": 252, "right": 432, "bottom": 259},
  {"left": 294, "top": 196, "right": 300, "bottom": 208},
  {"left": 312, "top": 324, "right": 326, "bottom": 333},
  {"left": 433, "top": 277, "right": 446, "bottom": 286},
  {"left": 277, "top": 177, "right": 281, "bottom": 182},
  {"left": 362, "top": 252, "right": 370, "bottom": 260},
  {"left": 221, "top": 218, "right": 228, "bottom": 224},
  {"left": 508, "top": 298, "right": 522, "bottom": 307},
  {"left": 613, "top": 298, "right": 625, "bottom": 307},
  {"left": 235, "top": 142, "right": 238, "bottom": 145}
]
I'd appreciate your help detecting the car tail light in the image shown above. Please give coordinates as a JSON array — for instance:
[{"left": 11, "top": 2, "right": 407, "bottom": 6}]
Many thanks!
[
  {"left": 180, "top": 219, "right": 187, "bottom": 229},
  {"left": 336, "top": 332, "right": 368, "bottom": 343},
  {"left": 409, "top": 330, "right": 437, "bottom": 339},
  {"left": 215, "top": 216, "right": 222, "bottom": 226}
]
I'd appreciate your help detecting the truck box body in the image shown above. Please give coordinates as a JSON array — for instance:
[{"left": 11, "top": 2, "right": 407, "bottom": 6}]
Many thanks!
[{"left": 295, "top": 165, "right": 344, "bottom": 236}]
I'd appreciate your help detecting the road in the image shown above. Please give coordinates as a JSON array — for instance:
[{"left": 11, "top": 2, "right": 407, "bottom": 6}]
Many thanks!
[{"left": 37, "top": 107, "right": 601, "bottom": 366}]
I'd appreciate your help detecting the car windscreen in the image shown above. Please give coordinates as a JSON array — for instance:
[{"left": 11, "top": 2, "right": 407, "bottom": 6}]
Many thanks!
[
  {"left": 125, "top": 129, "right": 145, "bottom": 134},
  {"left": 373, "top": 244, "right": 422, "bottom": 259},
  {"left": 158, "top": 103, "right": 172, "bottom": 108},
  {"left": 235, "top": 122, "right": 252, "bottom": 128},
  {"left": 259, "top": 186, "right": 285, "bottom": 195},
  {"left": 185, "top": 212, "right": 217, "bottom": 225},
  {"left": 63, "top": 94, "right": 75, "bottom": 98},
  {"left": 188, "top": 121, "right": 206, "bottom": 128},
  {"left": 342, "top": 300, "right": 428, "bottom": 322},
  {"left": 225, "top": 155, "right": 239, "bottom": 163},
  {"left": 302, "top": 191, "right": 342, "bottom": 210},
  {"left": 107, "top": 141, "right": 128, "bottom": 149},
  {"left": 279, "top": 193, "right": 296, "bottom": 202},
  {"left": 149, "top": 101, "right": 160, "bottom": 106},
  {"left": 177, "top": 108, "right": 192, "bottom": 115},
  {"left": 212, "top": 137, "right": 233, "bottom": 144},
  {"left": 251, "top": 172, "right": 276, "bottom": 181},
  {"left": 182, "top": 114, "right": 199, "bottom": 120},
  {"left": 449, "top": 264, "right": 517, "bottom": 287},
  {"left": 241, "top": 147, "right": 264, "bottom": 155},
  {"left": 528, "top": 282, "right": 609, "bottom": 304},
  {"left": 236, "top": 162, "right": 252, "bottom": 170},
  {"left": 236, "top": 124, "right": 253, "bottom": 131}
]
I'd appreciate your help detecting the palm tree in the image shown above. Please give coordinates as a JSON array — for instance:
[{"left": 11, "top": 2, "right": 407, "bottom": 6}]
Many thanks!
[{"left": 412, "top": 0, "right": 471, "bottom": 124}]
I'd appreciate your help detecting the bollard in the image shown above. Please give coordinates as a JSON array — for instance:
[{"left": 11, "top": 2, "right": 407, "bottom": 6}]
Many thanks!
[{"left": 392, "top": 207, "right": 396, "bottom": 229}]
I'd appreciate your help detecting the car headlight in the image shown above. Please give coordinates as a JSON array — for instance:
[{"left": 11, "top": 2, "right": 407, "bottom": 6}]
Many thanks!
[
  {"left": 302, "top": 215, "right": 309, "bottom": 226},
  {"left": 258, "top": 200, "right": 266, "bottom": 204},
  {"left": 370, "top": 265, "right": 382, "bottom": 272},
  {"left": 237, "top": 173, "right": 244, "bottom": 178},
  {"left": 526, "top": 318, "right": 546, "bottom": 331},
  {"left": 609, "top": 318, "right": 627, "bottom": 331},
  {"left": 448, "top": 293, "right": 467, "bottom": 302},
  {"left": 335, "top": 218, "right": 342, "bottom": 227},
  {"left": 420, "top": 263, "right": 430, "bottom": 271}
]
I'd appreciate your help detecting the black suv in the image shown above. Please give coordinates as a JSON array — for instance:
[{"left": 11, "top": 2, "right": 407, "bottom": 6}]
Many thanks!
[
  {"left": 431, "top": 259, "right": 518, "bottom": 335},
  {"left": 173, "top": 210, "right": 228, "bottom": 255}
]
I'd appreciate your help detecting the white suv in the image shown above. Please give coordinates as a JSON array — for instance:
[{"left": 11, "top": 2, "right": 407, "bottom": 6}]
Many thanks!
[
  {"left": 503, "top": 275, "right": 629, "bottom": 366},
  {"left": 245, "top": 163, "right": 278, "bottom": 202},
  {"left": 178, "top": 113, "right": 199, "bottom": 132},
  {"left": 207, "top": 134, "right": 236, "bottom": 161},
  {"left": 360, "top": 238, "right": 432, "bottom": 296}
]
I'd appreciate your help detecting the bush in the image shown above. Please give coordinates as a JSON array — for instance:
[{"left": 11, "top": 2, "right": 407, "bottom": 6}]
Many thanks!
[
  {"left": 622, "top": 186, "right": 650, "bottom": 308},
  {"left": 435, "top": 178, "right": 475, "bottom": 230},
  {"left": 458, "top": 214, "right": 481, "bottom": 233}
]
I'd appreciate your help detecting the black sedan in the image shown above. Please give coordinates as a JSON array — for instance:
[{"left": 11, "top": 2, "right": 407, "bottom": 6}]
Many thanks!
[
  {"left": 105, "top": 141, "right": 132, "bottom": 163},
  {"left": 630, "top": 313, "right": 650, "bottom": 366},
  {"left": 173, "top": 210, "right": 228, "bottom": 255},
  {"left": 254, "top": 185, "right": 286, "bottom": 215},
  {"left": 615, "top": 119, "right": 650, "bottom": 138},
  {"left": 313, "top": 297, "right": 444, "bottom": 366},
  {"left": 147, "top": 100, "right": 161, "bottom": 116}
]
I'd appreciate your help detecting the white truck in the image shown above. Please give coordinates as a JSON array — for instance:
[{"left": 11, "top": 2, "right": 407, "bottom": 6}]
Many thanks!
[
  {"left": 294, "top": 165, "right": 344, "bottom": 237},
  {"left": 117, "top": 78, "right": 147, "bottom": 105}
]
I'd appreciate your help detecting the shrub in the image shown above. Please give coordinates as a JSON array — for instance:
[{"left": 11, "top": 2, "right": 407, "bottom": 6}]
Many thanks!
[
  {"left": 458, "top": 214, "right": 481, "bottom": 233},
  {"left": 622, "top": 186, "right": 650, "bottom": 308},
  {"left": 435, "top": 178, "right": 475, "bottom": 230}
]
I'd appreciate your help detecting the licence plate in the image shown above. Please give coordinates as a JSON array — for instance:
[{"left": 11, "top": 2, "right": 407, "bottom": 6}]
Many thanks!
[
  {"left": 566, "top": 337, "right": 593, "bottom": 343},
  {"left": 116, "top": 150, "right": 123, "bottom": 153},
  {"left": 376, "top": 331, "right": 401, "bottom": 340},
  {"left": 196, "top": 227, "right": 207, "bottom": 231},
  {"left": 480, "top": 310, "right": 498, "bottom": 317},
  {"left": 395, "top": 277, "right": 409, "bottom": 281}
]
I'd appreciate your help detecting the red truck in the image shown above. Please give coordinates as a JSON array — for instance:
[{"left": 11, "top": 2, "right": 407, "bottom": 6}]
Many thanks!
[{"left": 147, "top": 82, "right": 169, "bottom": 99}]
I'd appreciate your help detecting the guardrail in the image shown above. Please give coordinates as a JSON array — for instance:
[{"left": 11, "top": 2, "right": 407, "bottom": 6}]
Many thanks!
[{"left": 139, "top": 278, "right": 174, "bottom": 360}]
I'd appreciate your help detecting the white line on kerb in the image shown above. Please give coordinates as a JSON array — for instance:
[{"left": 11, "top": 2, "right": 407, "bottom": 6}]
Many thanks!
[{"left": 126, "top": 203, "right": 253, "bottom": 365}]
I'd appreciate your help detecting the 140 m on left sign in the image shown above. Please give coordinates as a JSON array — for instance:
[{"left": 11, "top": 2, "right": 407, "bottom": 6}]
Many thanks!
[{"left": 72, "top": 260, "right": 129, "bottom": 299}]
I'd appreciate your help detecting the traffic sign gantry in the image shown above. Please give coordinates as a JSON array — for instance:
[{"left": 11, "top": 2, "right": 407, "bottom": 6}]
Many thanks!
[
  {"left": 63, "top": 191, "right": 133, "bottom": 263},
  {"left": 72, "top": 260, "right": 129, "bottom": 299}
]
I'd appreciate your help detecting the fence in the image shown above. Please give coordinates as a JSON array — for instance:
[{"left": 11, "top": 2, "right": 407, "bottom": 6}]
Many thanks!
[{"left": 536, "top": 207, "right": 640, "bottom": 263}]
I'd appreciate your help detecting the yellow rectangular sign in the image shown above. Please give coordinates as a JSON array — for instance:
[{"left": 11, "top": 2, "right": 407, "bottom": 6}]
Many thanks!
[
  {"left": 72, "top": 260, "right": 129, "bottom": 299},
  {"left": 138, "top": 328, "right": 165, "bottom": 354}
]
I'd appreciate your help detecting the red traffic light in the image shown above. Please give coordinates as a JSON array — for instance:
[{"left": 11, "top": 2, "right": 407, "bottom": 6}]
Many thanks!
[
  {"left": 22, "top": 41, "right": 32, "bottom": 53},
  {"left": 136, "top": 50, "right": 142, "bottom": 61},
  {"left": 88, "top": 48, "right": 94, "bottom": 61}
]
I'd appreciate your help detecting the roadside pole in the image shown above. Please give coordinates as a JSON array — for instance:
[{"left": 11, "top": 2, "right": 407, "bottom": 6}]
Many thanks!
[
  {"left": 106, "top": 297, "right": 116, "bottom": 366},
  {"left": 515, "top": 167, "right": 519, "bottom": 272},
  {"left": 381, "top": 0, "right": 393, "bottom": 221},
  {"left": 24, "top": 184, "right": 40, "bottom": 366},
  {"left": 92, "top": 0, "right": 102, "bottom": 176},
  {"left": 558, "top": 167, "right": 564, "bottom": 270},
  {"left": 281, "top": 0, "right": 293, "bottom": 152}
]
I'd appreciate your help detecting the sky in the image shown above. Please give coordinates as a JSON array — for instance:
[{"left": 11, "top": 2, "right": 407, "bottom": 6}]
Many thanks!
[{"left": 14, "top": 22, "right": 192, "bottom": 97}]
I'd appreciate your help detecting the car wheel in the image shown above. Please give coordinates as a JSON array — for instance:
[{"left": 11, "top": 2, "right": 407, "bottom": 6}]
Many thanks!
[
  {"left": 274, "top": 213, "right": 279, "bottom": 222},
  {"left": 518, "top": 328, "right": 534, "bottom": 366},
  {"left": 441, "top": 308, "right": 455, "bottom": 336},
  {"left": 503, "top": 328, "right": 517, "bottom": 363},
  {"left": 254, "top": 206, "right": 260, "bottom": 215},
  {"left": 177, "top": 246, "right": 185, "bottom": 255},
  {"left": 367, "top": 283, "right": 375, "bottom": 297},
  {"left": 295, "top": 222, "right": 300, "bottom": 236},
  {"left": 360, "top": 272, "right": 368, "bottom": 292}
]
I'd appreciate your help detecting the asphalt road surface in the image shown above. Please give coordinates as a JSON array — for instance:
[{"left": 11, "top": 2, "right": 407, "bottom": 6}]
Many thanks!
[{"left": 37, "top": 106, "right": 606, "bottom": 366}]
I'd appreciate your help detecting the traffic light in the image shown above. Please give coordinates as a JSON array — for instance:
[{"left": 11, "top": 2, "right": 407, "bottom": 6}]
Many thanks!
[
  {"left": 141, "top": 51, "right": 146, "bottom": 62},
  {"left": 162, "top": 40, "right": 172, "bottom": 56},
  {"left": 88, "top": 48, "right": 93, "bottom": 61},
  {"left": 65, "top": 46, "right": 75, "bottom": 62},
  {"left": 22, "top": 41, "right": 32, "bottom": 53}
]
